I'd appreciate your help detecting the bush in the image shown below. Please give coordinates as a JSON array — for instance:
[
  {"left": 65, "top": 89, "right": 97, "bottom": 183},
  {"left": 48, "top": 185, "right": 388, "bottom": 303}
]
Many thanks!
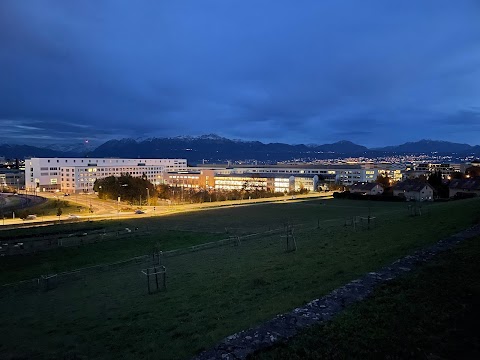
[
  {"left": 333, "top": 191, "right": 405, "bottom": 202},
  {"left": 452, "top": 192, "right": 477, "bottom": 200}
]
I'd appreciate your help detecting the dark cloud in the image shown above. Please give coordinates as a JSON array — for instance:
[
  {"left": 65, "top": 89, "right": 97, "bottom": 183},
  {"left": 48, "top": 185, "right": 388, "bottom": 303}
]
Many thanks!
[{"left": 1, "top": 0, "right": 479, "bottom": 148}]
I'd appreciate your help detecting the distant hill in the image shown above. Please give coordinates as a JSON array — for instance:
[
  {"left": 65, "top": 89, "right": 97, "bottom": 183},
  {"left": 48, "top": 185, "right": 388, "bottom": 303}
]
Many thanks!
[
  {"left": 374, "top": 139, "right": 473, "bottom": 153},
  {"left": 43, "top": 142, "right": 94, "bottom": 155},
  {"left": 90, "top": 135, "right": 369, "bottom": 163},
  {"left": 0, "top": 144, "right": 75, "bottom": 159},
  {"left": 2, "top": 136, "right": 480, "bottom": 162},
  {"left": 315, "top": 140, "right": 368, "bottom": 154}
]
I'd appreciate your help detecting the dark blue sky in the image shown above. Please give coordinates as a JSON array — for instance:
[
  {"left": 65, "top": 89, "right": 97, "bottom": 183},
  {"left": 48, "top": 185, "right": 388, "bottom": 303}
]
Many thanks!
[{"left": 1, "top": 0, "right": 479, "bottom": 148}]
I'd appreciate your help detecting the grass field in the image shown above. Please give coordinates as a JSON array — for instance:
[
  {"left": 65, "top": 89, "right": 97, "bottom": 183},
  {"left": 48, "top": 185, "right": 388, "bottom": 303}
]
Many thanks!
[
  {"left": 0, "top": 197, "right": 89, "bottom": 220},
  {"left": 0, "top": 198, "right": 479, "bottom": 359},
  {"left": 21, "top": 198, "right": 89, "bottom": 217},
  {"left": 252, "top": 235, "right": 480, "bottom": 359}
]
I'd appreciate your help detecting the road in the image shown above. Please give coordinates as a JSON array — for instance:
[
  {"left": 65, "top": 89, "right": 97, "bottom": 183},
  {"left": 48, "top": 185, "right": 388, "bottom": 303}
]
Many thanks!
[{"left": 0, "top": 191, "right": 334, "bottom": 228}]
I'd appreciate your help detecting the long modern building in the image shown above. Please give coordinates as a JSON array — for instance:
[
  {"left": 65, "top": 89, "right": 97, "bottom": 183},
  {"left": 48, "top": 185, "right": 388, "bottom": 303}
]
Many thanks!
[
  {"left": 25, "top": 158, "right": 187, "bottom": 193},
  {"left": 194, "top": 162, "right": 404, "bottom": 186}
]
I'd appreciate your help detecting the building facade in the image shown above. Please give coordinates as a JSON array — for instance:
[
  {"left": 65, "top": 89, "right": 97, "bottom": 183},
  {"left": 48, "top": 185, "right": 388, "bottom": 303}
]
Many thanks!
[
  {"left": 393, "top": 180, "right": 434, "bottom": 201},
  {"left": 25, "top": 158, "right": 187, "bottom": 193},
  {"left": 448, "top": 178, "right": 480, "bottom": 198},
  {"left": 0, "top": 169, "right": 25, "bottom": 190},
  {"left": 213, "top": 173, "right": 319, "bottom": 193},
  {"left": 349, "top": 182, "right": 384, "bottom": 195},
  {"left": 194, "top": 162, "right": 404, "bottom": 186},
  {"left": 407, "top": 163, "right": 466, "bottom": 179},
  {"left": 163, "top": 170, "right": 215, "bottom": 190}
]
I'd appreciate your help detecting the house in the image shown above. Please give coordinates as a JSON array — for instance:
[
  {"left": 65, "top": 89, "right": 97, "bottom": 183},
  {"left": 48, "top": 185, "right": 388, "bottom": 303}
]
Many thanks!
[
  {"left": 393, "top": 179, "right": 434, "bottom": 201},
  {"left": 349, "top": 182, "right": 384, "bottom": 195},
  {"left": 448, "top": 178, "right": 480, "bottom": 198}
]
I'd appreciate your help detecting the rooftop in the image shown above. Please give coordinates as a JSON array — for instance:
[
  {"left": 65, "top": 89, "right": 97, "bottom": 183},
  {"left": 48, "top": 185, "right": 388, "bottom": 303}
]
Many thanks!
[{"left": 393, "top": 179, "right": 433, "bottom": 192}]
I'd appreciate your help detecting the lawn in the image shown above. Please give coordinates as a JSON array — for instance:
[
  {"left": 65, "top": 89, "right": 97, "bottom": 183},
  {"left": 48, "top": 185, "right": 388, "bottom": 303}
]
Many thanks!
[
  {"left": 0, "top": 198, "right": 479, "bottom": 359},
  {"left": 0, "top": 198, "right": 402, "bottom": 283},
  {"left": 6, "top": 198, "right": 89, "bottom": 219},
  {"left": 251, "top": 235, "right": 480, "bottom": 359}
]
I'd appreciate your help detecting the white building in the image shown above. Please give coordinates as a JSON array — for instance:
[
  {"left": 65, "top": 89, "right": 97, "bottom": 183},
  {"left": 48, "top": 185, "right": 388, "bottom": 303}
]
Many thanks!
[{"left": 25, "top": 158, "right": 187, "bottom": 193}]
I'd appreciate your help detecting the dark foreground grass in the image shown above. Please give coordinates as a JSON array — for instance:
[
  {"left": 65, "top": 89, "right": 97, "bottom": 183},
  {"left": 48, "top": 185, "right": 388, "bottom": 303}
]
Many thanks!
[
  {"left": 252, "top": 237, "right": 480, "bottom": 360},
  {"left": 0, "top": 198, "right": 479, "bottom": 359}
]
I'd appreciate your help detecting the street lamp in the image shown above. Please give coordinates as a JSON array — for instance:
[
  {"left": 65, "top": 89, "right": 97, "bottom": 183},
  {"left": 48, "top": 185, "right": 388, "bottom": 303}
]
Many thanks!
[
  {"left": 117, "top": 196, "right": 120, "bottom": 218},
  {"left": 146, "top": 188, "right": 150, "bottom": 206}
]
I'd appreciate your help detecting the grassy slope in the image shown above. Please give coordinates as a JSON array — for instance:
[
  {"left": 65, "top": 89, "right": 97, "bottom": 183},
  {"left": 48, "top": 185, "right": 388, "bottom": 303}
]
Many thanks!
[
  {"left": 252, "top": 236, "right": 480, "bottom": 359},
  {"left": 0, "top": 198, "right": 479, "bottom": 359},
  {"left": 10, "top": 198, "right": 88, "bottom": 217}
]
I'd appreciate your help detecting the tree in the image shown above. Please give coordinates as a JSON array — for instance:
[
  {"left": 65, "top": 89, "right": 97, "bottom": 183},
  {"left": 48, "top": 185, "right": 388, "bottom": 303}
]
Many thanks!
[
  {"left": 94, "top": 174, "right": 157, "bottom": 204},
  {"left": 450, "top": 172, "right": 465, "bottom": 180},
  {"left": 376, "top": 174, "right": 391, "bottom": 188},
  {"left": 427, "top": 171, "right": 442, "bottom": 188},
  {"left": 466, "top": 166, "right": 480, "bottom": 178},
  {"left": 56, "top": 207, "right": 62, "bottom": 219},
  {"left": 428, "top": 171, "right": 449, "bottom": 198}
]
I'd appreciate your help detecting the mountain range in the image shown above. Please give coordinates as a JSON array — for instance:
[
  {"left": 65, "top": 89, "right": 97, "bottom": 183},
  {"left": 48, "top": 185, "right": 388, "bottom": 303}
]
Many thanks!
[{"left": 1, "top": 135, "right": 480, "bottom": 163}]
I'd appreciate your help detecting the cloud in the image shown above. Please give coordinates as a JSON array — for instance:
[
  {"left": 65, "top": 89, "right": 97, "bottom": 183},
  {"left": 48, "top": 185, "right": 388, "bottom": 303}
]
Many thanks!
[{"left": 0, "top": 0, "right": 480, "bottom": 147}]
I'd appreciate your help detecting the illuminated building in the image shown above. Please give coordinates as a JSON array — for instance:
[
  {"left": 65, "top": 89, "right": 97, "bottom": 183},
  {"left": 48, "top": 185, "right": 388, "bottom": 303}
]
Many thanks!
[
  {"left": 213, "top": 173, "right": 319, "bottom": 192},
  {"left": 25, "top": 157, "right": 187, "bottom": 193}
]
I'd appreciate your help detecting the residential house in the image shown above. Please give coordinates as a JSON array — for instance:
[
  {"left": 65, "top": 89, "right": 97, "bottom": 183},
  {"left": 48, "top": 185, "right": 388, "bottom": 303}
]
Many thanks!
[
  {"left": 393, "top": 179, "right": 434, "bottom": 201},
  {"left": 448, "top": 178, "right": 480, "bottom": 198},
  {"left": 349, "top": 182, "right": 384, "bottom": 195}
]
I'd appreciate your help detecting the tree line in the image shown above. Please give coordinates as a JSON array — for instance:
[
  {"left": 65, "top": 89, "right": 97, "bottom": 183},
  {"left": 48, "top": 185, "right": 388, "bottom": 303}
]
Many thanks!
[{"left": 93, "top": 173, "right": 311, "bottom": 205}]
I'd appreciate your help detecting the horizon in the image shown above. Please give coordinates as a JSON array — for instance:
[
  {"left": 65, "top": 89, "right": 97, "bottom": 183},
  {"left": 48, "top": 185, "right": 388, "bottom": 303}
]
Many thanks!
[{"left": 2, "top": 134, "right": 480, "bottom": 151}]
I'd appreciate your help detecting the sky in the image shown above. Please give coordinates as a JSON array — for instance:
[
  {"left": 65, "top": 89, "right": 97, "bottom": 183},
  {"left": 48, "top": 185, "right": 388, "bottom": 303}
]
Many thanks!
[{"left": 1, "top": 0, "right": 480, "bottom": 148}]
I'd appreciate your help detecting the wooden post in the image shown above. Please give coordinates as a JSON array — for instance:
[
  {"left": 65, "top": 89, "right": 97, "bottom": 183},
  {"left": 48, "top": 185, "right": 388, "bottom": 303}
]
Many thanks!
[
  {"left": 146, "top": 268, "right": 151, "bottom": 294},
  {"left": 163, "top": 268, "right": 166, "bottom": 290},
  {"left": 154, "top": 267, "right": 159, "bottom": 291}
]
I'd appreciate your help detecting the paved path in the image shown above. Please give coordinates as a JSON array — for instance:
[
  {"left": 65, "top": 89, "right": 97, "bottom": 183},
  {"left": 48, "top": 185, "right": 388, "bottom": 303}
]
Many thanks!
[
  {"left": 193, "top": 224, "right": 480, "bottom": 360},
  {"left": 0, "top": 192, "right": 333, "bottom": 228}
]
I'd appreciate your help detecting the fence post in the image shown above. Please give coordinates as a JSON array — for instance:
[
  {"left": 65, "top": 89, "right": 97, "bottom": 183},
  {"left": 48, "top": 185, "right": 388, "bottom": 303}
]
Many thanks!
[{"left": 146, "top": 268, "right": 151, "bottom": 294}]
